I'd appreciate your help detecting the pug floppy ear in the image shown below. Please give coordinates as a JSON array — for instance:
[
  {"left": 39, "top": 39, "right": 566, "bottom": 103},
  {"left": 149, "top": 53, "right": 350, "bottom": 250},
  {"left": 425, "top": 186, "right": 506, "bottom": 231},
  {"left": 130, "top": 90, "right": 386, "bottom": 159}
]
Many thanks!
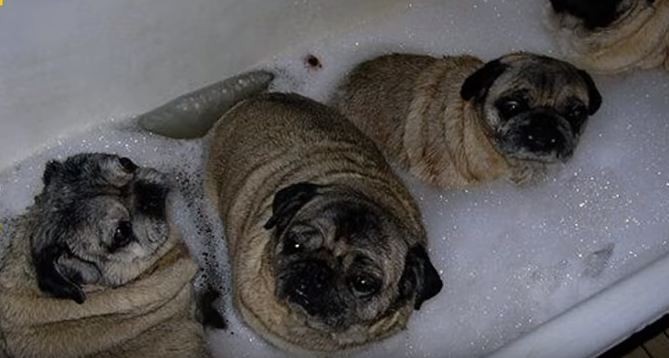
[
  {"left": 460, "top": 59, "right": 508, "bottom": 102},
  {"left": 42, "top": 160, "right": 63, "bottom": 186},
  {"left": 577, "top": 69, "right": 602, "bottom": 115},
  {"left": 33, "top": 244, "right": 88, "bottom": 304},
  {"left": 399, "top": 245, "right": 443, "bottom": 310},
  {"left": 33, "top": 241, "right": 101, "bottom": 304},
  {"left": 264, "top": 182, "right": 323, "bottom": 233}
]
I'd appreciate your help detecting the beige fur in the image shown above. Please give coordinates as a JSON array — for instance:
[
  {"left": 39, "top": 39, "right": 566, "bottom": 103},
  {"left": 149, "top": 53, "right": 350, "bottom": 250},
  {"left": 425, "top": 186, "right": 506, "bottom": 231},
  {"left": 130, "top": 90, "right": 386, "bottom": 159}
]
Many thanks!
[
  {"left": 0, "top": 215, "right": 208, "bottom": 358},
  {"left": 547, "top": 0, "right": 669, "bottom": 74},
  {"left": 334, "top": 54, "right": 543, "bottom": 189},
  {"left": 204, "top": 93, "right": 427, "bottom": 352}
]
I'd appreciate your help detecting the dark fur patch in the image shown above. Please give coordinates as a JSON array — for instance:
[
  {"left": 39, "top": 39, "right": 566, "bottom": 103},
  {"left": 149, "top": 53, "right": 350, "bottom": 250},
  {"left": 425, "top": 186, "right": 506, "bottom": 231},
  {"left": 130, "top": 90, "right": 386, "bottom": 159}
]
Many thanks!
[
  {"left": 398, "top": 245, "right": 443, "bottom": 310},
  {"left": 42, "top": 161, "right": 63, "bottom": 186},
  {"left": 577, "top": 69, "right": 603, "bottom": 115},
  {"left": 550, "top": 0, "right": 625, "bottom": 29},
  {"left": 264, "top": 182, "right": 323, "bottom": 234},
  {"left": 133, "top": 181, "right": 169, "bottom": 218},
  {"left": 119, "top": 157, "right": 138, "bottom": 173},
  {"left": 332, "top": 204, "right": 379, "bottom": 242},
  {"left": 33, "top": 244, "right": 86, "bottom": 304},
  {"left": 196, "top": 287, "right": 227, "bottom": 329},
  {"left": 461, "top": 60, "right": 509, "bottom": 102}
]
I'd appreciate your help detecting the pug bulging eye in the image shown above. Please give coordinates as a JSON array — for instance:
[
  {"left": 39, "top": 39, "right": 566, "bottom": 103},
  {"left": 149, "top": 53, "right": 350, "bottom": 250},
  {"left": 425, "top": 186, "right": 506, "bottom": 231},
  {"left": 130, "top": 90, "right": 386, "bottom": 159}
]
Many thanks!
[
  {"left": 118, "top": 157, "right": 138, "bottom": 173},
  {"left": 283, "top": 233, "right": 304, "bottom": 255},
  {"left": 347, "top": 274, "right": 381, "bottom": 298},
  {"left": 497, "top": 99, "right": 526, "bottom": 118},
  {"left": 110, "top": 220, "right": 133, "bottom": 252}
]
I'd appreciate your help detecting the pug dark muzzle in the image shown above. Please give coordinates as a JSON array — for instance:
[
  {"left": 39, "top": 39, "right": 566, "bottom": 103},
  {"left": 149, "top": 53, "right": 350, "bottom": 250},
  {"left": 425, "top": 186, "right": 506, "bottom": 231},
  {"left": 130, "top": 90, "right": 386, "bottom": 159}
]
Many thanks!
[
  {"left": 277, "top": 260, "right": 348, "bottom": 327},
  {"left": 282, "top": 275, "right": 352, "bottom": 331},
  {"left": 281, "top": 261, "right": 332, "bottom": 309},
  {"left": 497, "top": 110, "right": 577, "bottom": 163},
  {"left": 132, "top": 175, "right": 171, "bottom": 219}
]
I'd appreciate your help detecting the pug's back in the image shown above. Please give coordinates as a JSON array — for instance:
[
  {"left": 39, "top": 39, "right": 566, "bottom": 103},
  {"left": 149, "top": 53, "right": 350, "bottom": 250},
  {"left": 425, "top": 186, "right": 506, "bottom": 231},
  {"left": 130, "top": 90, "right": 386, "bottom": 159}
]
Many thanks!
[{"left": 205, "top": 92, "right": 423, "bottom": 254}]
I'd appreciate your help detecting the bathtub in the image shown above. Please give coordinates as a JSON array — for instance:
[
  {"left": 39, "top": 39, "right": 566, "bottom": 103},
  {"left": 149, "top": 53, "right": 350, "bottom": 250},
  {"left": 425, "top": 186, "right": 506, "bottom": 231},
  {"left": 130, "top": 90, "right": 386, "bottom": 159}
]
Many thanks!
[{"left": 1, "top": 1, "right": 668, "bottom": 357}]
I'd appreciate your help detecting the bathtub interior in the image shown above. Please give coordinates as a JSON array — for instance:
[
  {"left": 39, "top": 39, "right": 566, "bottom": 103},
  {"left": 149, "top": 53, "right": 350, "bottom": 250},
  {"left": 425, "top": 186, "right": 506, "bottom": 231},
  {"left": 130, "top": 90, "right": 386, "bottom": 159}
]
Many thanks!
[{"left": 1, "top": 0, "right": 669, "bottom": 357}]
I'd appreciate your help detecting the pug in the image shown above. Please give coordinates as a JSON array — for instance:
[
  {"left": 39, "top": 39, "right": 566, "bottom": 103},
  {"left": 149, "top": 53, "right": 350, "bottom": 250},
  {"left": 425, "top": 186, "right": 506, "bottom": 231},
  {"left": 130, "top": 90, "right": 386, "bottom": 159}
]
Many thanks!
[
  {"left": 333, "top": 52, "right": 602, "bottom": 189},
  {"left": 0, "top": 153, "right": 209, "bottom": 358},
  {"left": 204, "top": 92, "right": 443, "bottom": 352},
  {"left": 547, "top": 0, "right": 669, "bottom": 74}
]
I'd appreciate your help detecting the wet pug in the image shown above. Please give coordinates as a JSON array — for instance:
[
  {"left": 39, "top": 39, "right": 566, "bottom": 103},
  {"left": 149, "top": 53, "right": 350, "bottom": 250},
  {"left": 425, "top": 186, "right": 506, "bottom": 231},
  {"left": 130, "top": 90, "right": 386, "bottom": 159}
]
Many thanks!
[
  {"left": 333, "top": 52, "right": 602, "bottom": 189},
  {"left": 204, "top": 92, "right": 443, "bottom": 352},
  {"left": 547, "top": 0, "right": 669, "bottom": 74},
  {"left": 0, "top": 153, "right": 209, "bottom": 358}
]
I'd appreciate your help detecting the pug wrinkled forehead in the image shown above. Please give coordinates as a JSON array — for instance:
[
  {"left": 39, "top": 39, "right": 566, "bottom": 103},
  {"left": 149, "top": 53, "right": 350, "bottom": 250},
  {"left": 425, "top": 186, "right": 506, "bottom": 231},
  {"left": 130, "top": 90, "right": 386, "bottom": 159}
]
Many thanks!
[
  {"left": 30, "top": 153, "right": 173, "bottom": 304},
  {"left": 461, "top": 52, "right": 602, "bottom": 164},
  {"left": 264, "top": 182, "right": 443, "bottom": 332}
]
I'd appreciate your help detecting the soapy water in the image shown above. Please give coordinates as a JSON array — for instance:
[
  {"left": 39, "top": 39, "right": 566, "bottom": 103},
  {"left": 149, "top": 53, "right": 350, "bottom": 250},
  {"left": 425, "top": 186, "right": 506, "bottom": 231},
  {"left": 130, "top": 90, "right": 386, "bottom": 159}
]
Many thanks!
[{"left": 1, "top": 0, "right": 669, "bottom": 357}]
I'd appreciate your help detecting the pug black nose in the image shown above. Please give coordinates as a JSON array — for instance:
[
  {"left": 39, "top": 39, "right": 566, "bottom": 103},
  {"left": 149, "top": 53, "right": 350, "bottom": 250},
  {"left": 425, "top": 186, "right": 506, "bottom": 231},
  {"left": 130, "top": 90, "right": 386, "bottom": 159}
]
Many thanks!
[
  {"left": 287, "top": 261, "right": 333, "bottom": 313},
  {"left": 523, "top": 123, "right": 565, "bottom": 153}
]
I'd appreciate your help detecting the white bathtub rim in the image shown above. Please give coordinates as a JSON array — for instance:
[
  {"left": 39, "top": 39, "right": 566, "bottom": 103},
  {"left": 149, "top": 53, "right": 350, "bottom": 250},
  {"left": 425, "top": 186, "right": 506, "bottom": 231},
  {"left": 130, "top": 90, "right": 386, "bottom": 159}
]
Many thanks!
[{"left": 490, "top": 252, "right": 669, "bottom": 358}]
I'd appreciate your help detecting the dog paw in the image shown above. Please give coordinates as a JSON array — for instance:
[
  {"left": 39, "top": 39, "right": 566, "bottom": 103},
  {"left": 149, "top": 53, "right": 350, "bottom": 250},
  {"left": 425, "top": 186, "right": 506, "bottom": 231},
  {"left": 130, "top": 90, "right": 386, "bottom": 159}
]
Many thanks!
[{"left": 195, "top": 286, "right": 227, "bottom": 330}]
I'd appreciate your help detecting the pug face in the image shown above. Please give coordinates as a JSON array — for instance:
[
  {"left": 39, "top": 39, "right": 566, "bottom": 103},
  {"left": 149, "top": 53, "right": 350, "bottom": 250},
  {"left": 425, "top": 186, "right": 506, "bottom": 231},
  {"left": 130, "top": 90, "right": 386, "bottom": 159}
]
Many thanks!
[
  {"left": 549, "top": 0, "right": 652, "bottom": 30},
  {"left": 264, "top": 183, "right": 442, "bottom": 333},
  {"left": 461, "top": 53, "right": 602, "bottom": 164},
  {"left": 31, "top": 153, "right": 173, "bottom": 303}
]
